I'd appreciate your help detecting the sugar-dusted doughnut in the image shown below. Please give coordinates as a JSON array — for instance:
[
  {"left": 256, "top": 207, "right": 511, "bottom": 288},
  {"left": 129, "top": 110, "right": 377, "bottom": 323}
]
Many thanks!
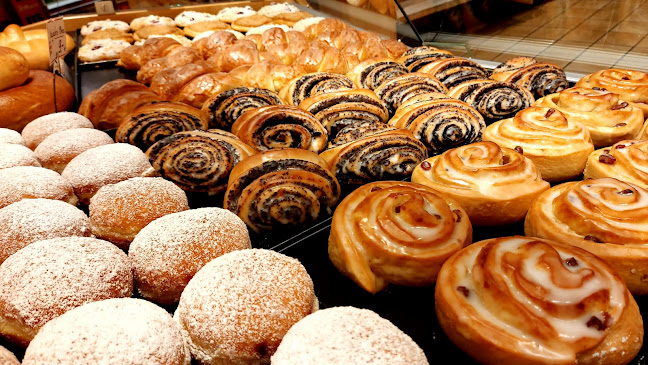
[
  {"left": 0, "top": 345, "right": 19, "bottom": 365},
  {"left": 0, "top": 128, "right": 24, "bottom": 145},
  {"left": 0, "top": 166, "right": 77, "bottom": 209},
  {"left": 34, "top": 128, "right": 113, "bottom": 173},
  {"left": 0, "top": 143, "right": 40, "bottom": 169},
  {"left": 21, "top": 112, "right": 93, "bottom": 150}
]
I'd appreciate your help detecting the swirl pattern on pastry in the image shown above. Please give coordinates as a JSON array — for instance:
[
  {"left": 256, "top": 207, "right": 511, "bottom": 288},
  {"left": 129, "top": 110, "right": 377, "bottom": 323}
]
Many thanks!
[
  {"left": 575, "top": 68, "right": 648, "bottom": 117},
  {"left": 374, "top": 73, "right": 449, "bottom": 116},
  {"left": 328, "top": 121, "right": 396, "bottom": 149},
  {"left": 346, "top": 58, "right": 409, "bottom": 90},
  {"left": 320, "top": 129, "right": 428, "bottom": 184},
  {"left": 584, "top": 140, "right": 648, "bottom": 188},
  {"left": 412, "top": 141, "right": 549, "bottom": 225},
  {"left": 449, "top": 79, "right": 534, "bottom": 124},
  {"left": 224, "top": 148, "right": 340, "bottom": 232},
  {"left": 145, "top": 130, "right": 255, "bottom": 195},
  {"left": 329, "top": 181, "right": 472, "bottom": 293},
  {"left": 116, "top": 102, "right": 208, "bottom": 151},
  {"left": 389, "top": 98, "right": 485, "bottom": 155},
  {"left": 231, "top": 105, "right": 328, "bottom": 153},
  {"left": 279, "top": 72, "right": 354, "bottom": 106},
  {"left": 418, "top": 58, "right": 489, "bottom": 89},
  {"left": 201, "top": 87, "right": 283, "bottom": 130},
  {"left": 395, "top": 46, "right": 454, "bottom": 72},
  {"left": 491, "top": 57, "right": 568, "bottom": 99},
  {"left": 435, "top": 235, "right": 642, "bottom": 365},
  {"left": 535, "top": 87, "right": 644, "bottom": 148}
]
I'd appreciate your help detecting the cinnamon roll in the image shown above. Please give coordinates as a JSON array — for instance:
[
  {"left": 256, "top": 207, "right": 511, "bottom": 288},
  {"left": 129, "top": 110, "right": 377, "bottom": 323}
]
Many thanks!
[
  {"left": 231, "top": 105, "right": 328, "bottom": 153},
  {"left": 201, "top": 87, "right": 283, "bottom": 130},
  {"left": 389, "top": 98, "right": 485, "bottom": 155},
  {"left": 320, "top": 129, "right": 428, "bottom": 184},
  {"left": 116, "top": 102, "right": 208, "bottom": 151},
  {"left": 436, "top": 235, "right": 643, "bottom": 365},
  {"left": 525, "top": 178, "right": 648, "bottom": 295},
  {"left": 279, "top": 72, "right": 354, "bottom": 106},
  {"left": 449, "top": 79, "right": 534, "bottom": 124},
  {"left": 395, "top": 46, "right": 454, "bottom": 72},
  {"left": 374, "top": 73, "right": 449, "bottom": 116},
  {"left": 418, "top": 58, "right": 489, "bottom": 89},
  {"left": 584, "top": 140, "right": 648, "bottom": 188},
  {"left": 223, "top": 148, "right": 340, "bottom": 232},
  {"left": 346, "top": 58, "right": 408, "bottom": 90},
  {"left": 146, "top": 130, "right": 255, "bottom": 195},
  {"left": 491, "top": 57, "right": 568, "bottom": 99},
  {"left": 483, "top": 107, "right": 594, "bottom": 182},
  {"left": 329, "top": 181, "right": 472, "bottom": 293},
  {"left": 575, "top": 68, "right": 648, "bottom": 118},
  {"left": 535, "top": 87, "right": 645, "bottom": 147},
  {"left": 412, "top": 141, "right": 549, "bottom": 225}
]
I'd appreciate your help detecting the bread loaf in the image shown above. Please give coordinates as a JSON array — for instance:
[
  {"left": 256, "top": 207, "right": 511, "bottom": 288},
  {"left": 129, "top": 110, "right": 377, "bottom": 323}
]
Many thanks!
[
  {"left": 0, "top": 47, "right": 29, "bottom": 92},
  {"left": 0, "top": 24, "right": 75, "bottom": 71}
]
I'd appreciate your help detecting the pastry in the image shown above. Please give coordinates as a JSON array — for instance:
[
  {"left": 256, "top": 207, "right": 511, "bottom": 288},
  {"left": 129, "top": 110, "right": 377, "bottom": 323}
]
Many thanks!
[
  {"left": 78, "top": 39, "right": 131, "bottom": 62},
  {"left": 231, "top": 14, "right": 273, "bottom": 32},
  {"left": 183, "top": 20, "right": 229, "bottom": 38},
  {"left": 258, "top": 2, "right": 300, "bottom": 17},
  {"left": 80, "top": 28, "right": 133, "bottom": 46},
  {"left": 0, "top": 128, "right": 24, "bottom": 145},
  {"left": 0, "top": 345, "right": 18, "bottom": 365},
  {"left": 270, "top": 11, "right": 312, "bottom": 27},
  {"left": 148, "top": 62, "right": 213, "bottom": 101},
  {"left": 435, "top": 235, "right": 643, "bottom": 365},
  {"left": 396, "top": 45, "right": 454, "bottom": 72},
  {"left": 491, "top": 56, "right": 568, "bottom": 99},
  {"left": 21, "top": 112, "right": 92, "bottom": 149},
  {"left": 483, "top": 106, "right": 594, "bottom": 182},
  {"left": 339, "top": 32, "right": 391, "bottom": 64},
  {"left": 133, "top": 25, "right": 183, "bottom": 42},
  {"left": 232, "top": 105, "right": 328, "bottom": 153},
  {"left": 418, "top": 57, "right": 489, "bottom": 89},
  {"left": 146, "top": 129, "right": 255, "bottom": 195},
  {"left": 0, "top": 143, "right": 40, "bottom": 169},
  {"left": 382, "top": 39, "right": 408, "bottom": 59},
  {"left": 216, "top": 6, "right": 257, "bottom": 23},
  {"left": 280, "top": 72, "right": 354, "bottom": 106},
  {"left": 575, "top": 68, "right": 648, "bottom": 118},
  {"left": 22, "top": 298, "right": 190, "bottom": 365},
  {"left": 145, "top": 34, "right": 192, "bottom": 47},
  {"left": 0, "top": 47, "right": 28, "bottom": 92},
  {"left": 130, "top": 15, "right": 176, "bottom": 31},
  {"left": 245, "top": 23, "right": 292, "bottom": 36},
  {"left": 192, "top": 29, "right": 239, "bottom": 58},
  {"left": 174, "top": 10, "right": 219, "bottom": 27},
  {"left": 202, "top": 87, "right": 283, "bottom": 130},
  {"left": 136, "top": 46, "right": 200, "bottom": 85},
  {"left": 346, "top": 58, "right": 408, "bottom": 90},
  {"left": 374, "top": 73, "right": 449, "bottom": 116},
  {"left": 227, "top": 61, "right": 302, "bottom": 92},
  {"left": 0, "top": 166, "right": 77, "bottom": 209},
  {"left": 175, "top": 249, "right": 318, "bottom": 364},
  {"left": 292, "top": 16, "right": 324, "bottom": 32},
  {"left": 206, "top": 39, "right": 265, "bottom": 72},
  {"left": 328, "top": 120, "right": 396, "bottom": 149},
  {"left": 34, "top": 128, "right": 113, "bottom": 173},
  {"left": 224, "top": 148, "right": 340, "bottom": 232},
  {"left": 0, "top": 237, "right": 132, "bottom": 346},
  {"left": 80, "top": 20, "right": 129, "bottom": 36},
  {"left": 117, "top": 37, "right": 181, "bottom": 70},
  {"left": 302, "top": 18, "right": 347, "bottom": 40},
  {"left": 584, "top": 140, "right": 648, "bottom": 188},
  {"left": 449, "top": 79, "right": 534, "bottom": 124},
  {"left": 0, "top": 24, "right": 75, "bottom": 71},
  {"left": 535, "top": 87, "right": 645, "bottom": 147},
  {"left": 116, "top": 102, "right": 208, "bottom": 151},
  {"left": 129, "top": 207, "right": 250, "bottom": 305},
  {"left": 412, "top": 141, "right": 549, "bottom": 225},
  {"left": 525, "top": 177, "right": 648, "bottom": 294},
  {"left": 293, "top": 41, "right": 350, "bottom": 74},
  {"left": 329, "top": 181, "right": 471, "bottom": 293}
]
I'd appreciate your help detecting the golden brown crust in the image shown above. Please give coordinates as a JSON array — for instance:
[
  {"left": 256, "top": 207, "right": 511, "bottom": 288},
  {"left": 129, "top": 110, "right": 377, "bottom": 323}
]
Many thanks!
[
  {"left": 584, "top": 140, "right": 648, "bottom": 188},
  {"left": 231, "top": 14, "right": 272, "bottom": 32},
  {"left": 201, "top": 87, "right": 283, "bottom": 130},
  {"left": 293, "top": 41, "right": 349, "bottom": 75},
  {"left": 491, "top": 57, "right": 568, "bottom": 99},
  {"left": 192, "top": 30, "right": 238, "bottom": 59},
  {"left": 206, "top": 39, "right": 263, "bottom": 72},
  {"left": 136, "top": 46, "right": 201, "bottom": 85},
  {"left": 117, "top": 37, "right": 181, "bottom": 70},
  {"left": 183, "top": 20, "right": 229, "bottom": 38},
  {"left": 133, "top": 25, "right": 183, "bottom": 42},
  {"left": 576, "top": 68, "right": 648, "bottom": 118}
]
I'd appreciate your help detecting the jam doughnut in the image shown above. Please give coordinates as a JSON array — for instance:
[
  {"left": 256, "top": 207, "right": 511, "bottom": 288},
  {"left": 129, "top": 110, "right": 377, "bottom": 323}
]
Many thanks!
[
  {"left": 21, "top": 112, "right": 93, "bottom": 150},
  {"left": 0, "top": 166, "right": 78, "bottom": 209},
  {"left": 34, "top": 128, "right": 113, "bottom": 173},
  {"left": 0, "top": 128, "right": 25, "bottom": 145},
  {"left": 0, "top": 143, "right": 40, "bottom": 169}
]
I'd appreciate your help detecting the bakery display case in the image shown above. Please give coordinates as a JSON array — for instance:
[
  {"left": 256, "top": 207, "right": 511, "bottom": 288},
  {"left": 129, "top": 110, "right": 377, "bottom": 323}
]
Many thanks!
[{"left": 1, "top": 0, "right": 648, "bottom": 363}]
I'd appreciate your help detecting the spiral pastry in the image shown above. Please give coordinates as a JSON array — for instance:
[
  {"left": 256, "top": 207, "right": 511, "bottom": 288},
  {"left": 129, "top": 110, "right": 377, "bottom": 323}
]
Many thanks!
[
  {"left": 298, "top": 89, "right": 389, "bottom": 140},
  {"left": 328, "top": 121, "right": 396, "bottom": 149},
  {"left": 491, "top": 57, "right": 568, "bottom": 99},
  {"left": 329, "top": 181, "right": 472, "bottom": 294},
  {"left": 483, "top": 106, "right": 594, "bottom": 182},
  {"left": 575, "top": 68, "right": 648, "bottom": 118},
  {"left": 584, "top": 140, "right": 648, "bottom": 188},
  {"left": 389, "top": 98, "right": 485, "bottom": 155},
  {"left": 346, "top": 58, "right": 409, "bottom": 90},
  {"left": 231, "top": 105, "right": 328, "bottom": 153},
  {"left": 374, "top": 73, "right": 449, "bottom": 116},
  {"left": 449, "top": 79, "right": 534, "bottom": 124},
  {"left": 435, "top": 235, "right": 642, "bottom": 365},
  {"left": 145, "top": 130, "right": 255, "bottom": 195},
  {"left": 395, "top": 46, "right": 454, "bottom": 72},
  {"left": 418, "top": 58, "right": 489, "bottom": 89},
  {"left": 116, "top": 102, "right": 209, "bottom": 151},
  {"left": 223, "top": 148, "right": 340, "bottom": 233},
  {"left": 279, "top": 72, "right": 354, "bottom": 106},
  {"left": 320, "top": 129, "right": 428, "bottom": 184},
  {"left": 201, "top": 87, "right": 283, "bottom": 130},
  {"left": 411, "top": 141, "right": 549, "bottom": 225},
  {"left": 535, "top": 87, "right": 645, "bottom": 148},
  {"left": 525, "top": 178, "right": 648, "bottom": 295}
]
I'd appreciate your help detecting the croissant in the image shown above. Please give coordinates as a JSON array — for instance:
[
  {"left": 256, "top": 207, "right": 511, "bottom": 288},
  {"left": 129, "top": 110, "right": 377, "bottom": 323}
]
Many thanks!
[
  {"left": 449, "top": 79, "right": 534, "bottom": 124},
  {"left": 575, "top": 68, "right": 648, "bottom": 118},
  {"left": 279, "top": 72, "right": 354, "bottom": 106},
  {"left": 491, "top": 57, "right": 568, "bottom": 99},
  {"left": 202, "top": 87, "right": 283, "bottom": 130},
  {"left": 396, "top": 46, "right": 454, "bottom": 72},
  {"left": 374, "top": 73, "right": 449, "bottom": 116},
  {"left": 346, "top": 58, "right": 408, "bottom": 90},
  {"left": 418, "top": 57, "right": 489, "bottom": 89},
  {"left": 584, "top": 140, "right": 648, "bottom": 189},
  {"left": 136, "top": 46, "right": 201, "bottom": 85},
  {"left": 117, "top": 37, "right": 181, "bottom": 70},
  {"left": 192, "top": 30, "right": 239, "bottom": 59},
  {"left": 293, "top": 41, "right": 350, "bottom": 75}
]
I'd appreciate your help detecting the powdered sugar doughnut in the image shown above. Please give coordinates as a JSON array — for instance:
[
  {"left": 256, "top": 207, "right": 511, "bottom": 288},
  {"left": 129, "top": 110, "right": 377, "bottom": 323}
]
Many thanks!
[
  {"left": 22, "top": 298, "right": 190, "bottom": 365},
  {"left": 0, "top": 345, "right": 19, "bottom": 365},
  {"left": 89, "top": 177, "right": 189, "bottom": 250},
  {"left": 175, "top": 249, "right": 318, "bottom": 364},
  {"left": 257, "top": 3, "right": 300, "bottom": 17},
  {"left": 34, "top": 128, "right": 113, "bottom": 173},
  {"left": 129, "top": 208, "right": 250, "bottom": 305},
  {"left": 0, "top": 166, "right": 78, "bottom": 209},
  {"left": 174, "top": 11, "right": 219, "bottom": 27},
  {"left": 0, "top": 143, "right": 40, "bottom": 169},
  {"left": 130, "top": 15, "right": 176, "bottom": 31},
  {"left": 80, "top": 20, "right": 130, "bottom": 36},
  {"left": 78, "top": 39, "right": 131, "bottom": 62},
  {"left": 292, "top": 16, "right": 324, "bottom": 32},
  {"left": 0, "top": 198, "right": 91, "bottom": 264},
  {"left": 0, "top": 129, "right": 25, "bottom": 145},
  {"left": 22, "top": 112, "right": 93, "bottom": 150},
  {"left": 272, "top": 307, "right": 429, "bottom": 364},
  {"left": 245, "top": 23, "right": 292, "bottom": 35},
  {"left": 216, "top": 6, "right": 257, "bottom": 23},
  {"left": 0, "top": 237, "right": 133, "bottom": 346},
  {"left": 61, "top": 143, "right": 153, "bottom": 205}
]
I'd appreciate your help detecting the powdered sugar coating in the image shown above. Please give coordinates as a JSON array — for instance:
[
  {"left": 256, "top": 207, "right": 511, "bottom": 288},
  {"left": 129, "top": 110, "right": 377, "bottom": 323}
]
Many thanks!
[
  {"left": 130, "top": 15, "right": 176, "bottom": 31},
  {"left": 174, "top": 11, "right": 219, "bottom": 27},
  {"left": 0, "top": 143, "right": 40, "bottom": 169},
  {"left": 0, "top": 129, "right": 25, "bottom": 145},
  {"left": 245, "top": 23, "right": 292, "bottom": 35},
  {"left": 61, "top": 143, "right": 153, "bottom": 205},
  {"left": 34, "top": 128, "right": 114, "bottom": 173},
  {"left": 0, "top": 237, "right": 133, "bottom": 343},
  {"left": 0, "top": 166, "right": 78, "bottom": 209},
  {"left": 80, "top": 20, "right": 130, "bottom": 36},
  {"left": 22, "top": 298, "right": 190, "bottom": 365},
  {"left": 272, "top": 307, "right": 429, "bottom": 365},
  {"left": 216, "top": 6, "right": 257, "bottom": 23},
  {"left": 0, "top": 345, "right": 19, "bottom": 365},
  {"left": 22, "top": 112, "right": 93, "bottom": 150},
  {"left": 257, "top": 3, "right": 300, "bottom": 17},
  {"left": 129, "top": 208, "right": 251, "bottom": 305},
  {"left": 0, "top": 198, "right": 91, "bottom": 264},
  {"left": 292, "top": 17, "right": 324, "bottom": 32},
  {"left": 175, "top": 249, "right": 317, "bottom": 364}
]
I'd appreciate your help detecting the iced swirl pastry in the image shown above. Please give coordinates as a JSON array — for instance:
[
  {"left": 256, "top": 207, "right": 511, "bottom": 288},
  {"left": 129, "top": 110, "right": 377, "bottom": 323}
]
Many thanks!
[
  {"left": 329, "top": 181, "right": 472, "bottom": 293},
  {"left": 535, "top": 87, "right": 644, "bottom": 147},
  {"left": 584, "top": 140, "right": 648, "bottom": 188},
  {"left": 575, "top": 68, "right": 648, "bottom": 118},
  {"left": 280, "top": 72, "right": 354, "bottom": 106},
  {"left": 435, "top": 235, "right": 643, "bottom": 365},
  {"left": 374, "top": 73, "right": 448, "bottom": 116},
  {"left": 224, "top": 148, "right": 340, "bottom": 232},
  {"left": 202, "top": 87, "right": 283, "bottom": 130},
  {"left": 491, "top": 57, "right": 568, "bottom": 99},
  {"left": 483, "top": 107, "right": 594, "bottom": 182},
  {"left": 525, "top": 178, "right": 648, "bottom": 294},
  {"left": 449, "top": 79, "right": 534, "bottom": 124},
  {"left": 411, "top": 141, "right": 549, "bottom": 225}
]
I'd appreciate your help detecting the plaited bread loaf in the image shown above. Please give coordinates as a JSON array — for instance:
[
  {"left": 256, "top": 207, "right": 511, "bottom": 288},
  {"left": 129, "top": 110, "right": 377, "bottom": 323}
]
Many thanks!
[{"left": 0, "top": 24, "right": 75, "bottom": 70}]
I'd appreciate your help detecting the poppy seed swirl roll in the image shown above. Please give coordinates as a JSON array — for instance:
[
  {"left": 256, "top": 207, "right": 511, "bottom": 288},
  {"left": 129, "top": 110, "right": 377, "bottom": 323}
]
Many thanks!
[
  {"left": 347, "top": 58, "right": 409, "bottom": 90},
  {"left": 396, "top": 46, "right": 454, "bottom": 72},
  {"left": 374, "top": 73, "right": 449, "bottom": 116},
  {"left": 201, "top": 87, "right": 283, "bottom": 131},
  {"left": 449, "top": 79, "right": 534, "bottom": 124},
  {"left": 280, "top": 72, "right": 355, "bottom": 106},
  {"left": 492, "top": 57, "right": 568, "bottom": 99},
  {"left": 419, "top": 58, "right": 490, "bottom": 89}
]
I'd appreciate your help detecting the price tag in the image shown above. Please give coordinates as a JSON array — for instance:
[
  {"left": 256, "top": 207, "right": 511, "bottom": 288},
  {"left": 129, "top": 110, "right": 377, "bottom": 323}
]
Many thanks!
[
  {"left": 46, "top": 17, "right": 67, "bottom": 66},
  {"left": 95, "top": 1, "right": 115, "bottom": 15}
]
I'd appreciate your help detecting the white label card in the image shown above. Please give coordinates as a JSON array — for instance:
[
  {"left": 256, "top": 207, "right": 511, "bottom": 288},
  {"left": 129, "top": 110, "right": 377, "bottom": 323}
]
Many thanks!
[
  {"left": 46, "top": 17, "right": 67, "bottom": 66},
  {"left": 95, "top": 1, "right": 115, "bottom": 14}
]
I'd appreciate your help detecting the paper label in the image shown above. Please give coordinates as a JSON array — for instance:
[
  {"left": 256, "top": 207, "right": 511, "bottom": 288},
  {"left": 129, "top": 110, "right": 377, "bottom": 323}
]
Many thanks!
[
  {"left": 95, "top": 1, "right": 116, "bottom": 14},
  {"left": 46, "top": 17, "right": 67, "bottom": 66}
]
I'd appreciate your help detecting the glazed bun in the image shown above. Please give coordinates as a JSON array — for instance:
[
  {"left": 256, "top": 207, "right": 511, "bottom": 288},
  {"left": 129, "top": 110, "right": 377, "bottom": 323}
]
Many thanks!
[
  {"left": 584, "top": 140, "right": 648, "bottom": 188},
  {"left": 0, "top": 166, "right": 77, "bottom": 209},
  {"left": 21, "top": 112, "right": 93, "bottom": 150},
  {"left": 34, "top": 128, "right": 113, "bottom": 173}
]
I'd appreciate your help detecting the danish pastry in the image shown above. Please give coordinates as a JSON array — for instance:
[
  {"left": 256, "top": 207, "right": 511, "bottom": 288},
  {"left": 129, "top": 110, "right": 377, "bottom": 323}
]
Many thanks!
[
  {"left": 575, "top": 68, "right": 648, "bottom": 118},
  {"left": 584, "top": 140, "right": 648, "bottom": 188}
]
